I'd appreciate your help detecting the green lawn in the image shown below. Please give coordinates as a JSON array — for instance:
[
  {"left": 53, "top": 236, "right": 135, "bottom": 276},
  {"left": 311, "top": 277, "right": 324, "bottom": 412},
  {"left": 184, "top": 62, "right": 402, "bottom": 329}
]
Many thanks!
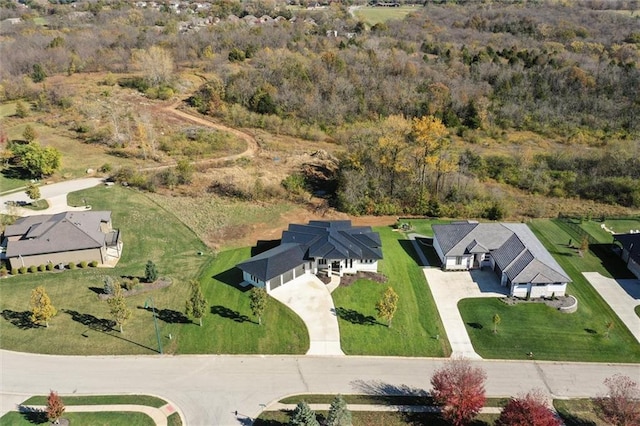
[
  {"left": 22, "top": 395, "right": 168, "bottom": 408},
  {"left": 635, "top": 305, "right": 640, "bottom": 318},
  {"left": 554, "top": 399, "right": 608, "bottom": 426},
  {"left": 458, "top": 219, "right": 640, "bottom": 362},
  {"left": 353, "top": 6, "right": 422, "bottom": 25},
  {"left": 0, "top": 411, "right": 154, "bottom": 426},
  {"left": 0, "top": 185, "right": 307, "bottom": 355},
  {"left": 332, "top": 226, "right": 450, "bottom": 356}
]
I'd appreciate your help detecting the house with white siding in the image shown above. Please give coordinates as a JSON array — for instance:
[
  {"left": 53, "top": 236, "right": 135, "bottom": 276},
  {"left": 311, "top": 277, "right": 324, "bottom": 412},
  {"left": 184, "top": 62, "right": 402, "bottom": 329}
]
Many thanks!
[
  {"left": 237, "top": 220, "right": 382, "bottom": 293},
  {"left": 432, "top": 221, "right": 570, "bottom": 298},
  {"left": 613, "top": 232, "right": 640, "bottom": 280}
]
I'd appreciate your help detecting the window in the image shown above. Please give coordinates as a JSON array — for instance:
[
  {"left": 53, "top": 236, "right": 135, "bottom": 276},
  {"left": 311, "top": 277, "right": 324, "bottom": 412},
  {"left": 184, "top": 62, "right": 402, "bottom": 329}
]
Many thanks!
[
  {"left": 319, "top": 259, "right": 327, "bottom": 265},
  {"left": 455, "top": 256, "right": 463, "bottom": 265}
]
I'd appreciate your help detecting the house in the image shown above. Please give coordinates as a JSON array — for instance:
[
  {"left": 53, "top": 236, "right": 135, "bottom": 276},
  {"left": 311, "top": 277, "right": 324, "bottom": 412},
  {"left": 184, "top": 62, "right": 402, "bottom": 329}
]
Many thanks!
[
  {"left": 432, "top": 221, "right": 571, "bottom": 298},
  {"left": 237, "top": 220, "right": 383, "bottom": 292},
  {"left": 2, "top": 211, "right": 122, "bottom": 270},
  {"left": 613, "top": 232, "right": 640, "bottom": 279}
]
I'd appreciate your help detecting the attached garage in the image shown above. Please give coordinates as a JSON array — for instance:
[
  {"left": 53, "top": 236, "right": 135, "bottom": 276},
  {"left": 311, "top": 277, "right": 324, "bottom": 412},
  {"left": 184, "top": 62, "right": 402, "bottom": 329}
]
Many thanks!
[{"left": 282, "top": 269, "right": 294, "bottom": 284}]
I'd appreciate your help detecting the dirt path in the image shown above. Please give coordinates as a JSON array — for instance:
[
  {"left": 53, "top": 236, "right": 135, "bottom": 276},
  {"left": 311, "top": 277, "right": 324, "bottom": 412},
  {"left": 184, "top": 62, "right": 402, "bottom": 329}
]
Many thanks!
[{"left": 139, "top": 99, "right": 259, "bottom": 172}]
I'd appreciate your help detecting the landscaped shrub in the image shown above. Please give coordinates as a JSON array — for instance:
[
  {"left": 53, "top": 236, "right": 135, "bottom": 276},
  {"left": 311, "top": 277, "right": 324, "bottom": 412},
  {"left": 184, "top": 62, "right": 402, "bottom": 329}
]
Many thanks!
[
  {"left": 19, "top": 266, "right": 27, "bottom": 274},
  {"left": 123, "top": 277, "right": 140, "bottom": 291},
  {"left": 89, "top": 260, "right": 98, "bottom": 267},
  {"left": 68, "top": 262, "right": 76, "bottom": 270},
  {"left": 29, "top": 265, "right": 38, "bottom": 273},
  {"left": 46, "top": 263, "right": 54, "bottom": 271},
  {"left": 11, "top": 268, "right": 18, "bottom": 275},
  {"left": 79, "top": 261, "right": 88, "bottom": 269},
  {"left": 0, "top": 266, "right": 7, "bottom": 277},
  {"left": 38, "top": 264, "right": 46, "bottom": 272}
]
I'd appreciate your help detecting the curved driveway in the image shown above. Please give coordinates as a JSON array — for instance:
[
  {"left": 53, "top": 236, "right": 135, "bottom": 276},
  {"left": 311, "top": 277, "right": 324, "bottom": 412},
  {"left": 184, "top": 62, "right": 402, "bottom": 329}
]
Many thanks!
[{"left": 2, "top": 350, "right": 638, "bottom": 425}]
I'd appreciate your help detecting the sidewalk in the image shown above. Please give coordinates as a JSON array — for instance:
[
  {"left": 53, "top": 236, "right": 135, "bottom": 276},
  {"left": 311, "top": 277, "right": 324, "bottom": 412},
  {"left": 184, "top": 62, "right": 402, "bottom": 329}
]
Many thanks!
[{"left": 21, "top": 403, "right": 179, "bottom": 426}]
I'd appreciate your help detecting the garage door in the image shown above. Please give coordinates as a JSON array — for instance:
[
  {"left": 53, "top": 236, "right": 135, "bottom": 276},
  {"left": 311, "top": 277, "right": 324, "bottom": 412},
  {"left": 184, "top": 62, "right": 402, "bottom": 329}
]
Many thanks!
[
  {"left": 294, "top": 265, "right": 305, "bottom": 278},
  {"left": 270, "top": 276, "right": 282, "bottom": 291},
  {"left": 283, "top": 269, "right": 294, "bottom": 284}
]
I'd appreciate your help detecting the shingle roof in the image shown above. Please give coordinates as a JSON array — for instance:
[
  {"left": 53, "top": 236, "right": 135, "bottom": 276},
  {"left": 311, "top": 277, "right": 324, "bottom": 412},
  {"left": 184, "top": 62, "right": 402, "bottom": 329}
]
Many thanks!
[
  {"left": 237, "top": 220, "right": 383, "bottom": 282},
  {"left": 5, "top": 211, "right": 112, "bottom": 258},
  {"left": 433, "top": 221, "right": 570, "bottom": 284}
]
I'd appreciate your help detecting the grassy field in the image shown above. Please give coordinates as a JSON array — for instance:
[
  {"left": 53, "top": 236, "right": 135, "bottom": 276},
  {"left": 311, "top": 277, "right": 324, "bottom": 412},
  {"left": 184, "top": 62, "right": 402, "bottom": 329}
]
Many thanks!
[
  {"left": 0, "top": 185, "right": 307, "bottom": 354},
  {"left": 0, "top": 411, "right": 154, "bottom": 426},
  {"left": 579, "top": 218, "right": 640, "bottom": 242},
  {"left": 353, "top": 6, "right": 422, "bottom": 25},
  {"left": 22, "top": 395, "right": 168, "bottom": 408},
  {"left": 332, "top": 226, "right": 450, "bottom": 356},
  {"left": 554, "top": 399, "right": 608, "bottom": 426},
  {"left": 458, "top": 219, "right": 640, "bottom": 362}
]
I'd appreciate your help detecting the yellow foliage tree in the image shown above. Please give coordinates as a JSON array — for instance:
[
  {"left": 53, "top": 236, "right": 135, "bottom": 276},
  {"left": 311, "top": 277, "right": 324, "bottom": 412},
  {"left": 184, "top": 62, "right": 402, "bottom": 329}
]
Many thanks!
[
  {"left": 30, "top": 286, "right": 57, "bottom": 327},
  {"left": 411, "top": 115, "right": 448, "bottom": 202}
]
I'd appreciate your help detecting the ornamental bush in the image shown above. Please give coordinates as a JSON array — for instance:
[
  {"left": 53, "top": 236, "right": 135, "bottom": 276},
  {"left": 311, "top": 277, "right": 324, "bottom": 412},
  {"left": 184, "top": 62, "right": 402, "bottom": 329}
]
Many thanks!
[
  {"left": 79, "top": 261, "right": 88, "bottom": 268},
  {"left": 46, "top": 263, "right": 54, "bottom": 271},
  {"left": 11, "top": 268, "right": 19, "bottom": 275},
  {"left": 19, "top": 266, "right": 27, "bottom": 274},
  {"left": 38, "top": 264, "right": 46, "bottom": 272},
  {"left": 89, "top": 260, "right": 98, "bottom": 267},
  {"left": 68, "top": 262, "right": 76, "bottom": 270},
  {"left": 29, "top": 265, "right": 38, "bottom": 273}
]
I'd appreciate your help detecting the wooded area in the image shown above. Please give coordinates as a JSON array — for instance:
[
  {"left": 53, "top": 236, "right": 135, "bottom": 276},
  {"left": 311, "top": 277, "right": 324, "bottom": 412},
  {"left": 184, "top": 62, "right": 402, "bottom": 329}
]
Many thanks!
[{"left": 1, "top": 0, "right": 639, "bottom": 217}]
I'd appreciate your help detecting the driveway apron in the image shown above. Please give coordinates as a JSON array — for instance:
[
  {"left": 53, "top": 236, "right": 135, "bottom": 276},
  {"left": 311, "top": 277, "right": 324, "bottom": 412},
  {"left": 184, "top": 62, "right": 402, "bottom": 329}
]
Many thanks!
[{"left": 270, "top": 276, "right": 345, "bottom": 356}]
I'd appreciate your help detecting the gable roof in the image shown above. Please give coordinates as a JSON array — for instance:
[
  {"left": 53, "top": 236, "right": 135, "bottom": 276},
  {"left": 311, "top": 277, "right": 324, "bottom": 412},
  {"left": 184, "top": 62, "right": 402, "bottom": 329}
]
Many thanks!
[
  {"left": 433, "top": 221, "right": 570, "bottom": 284},
  {"left": 614, "top": 233, "right": 640, "bottom": 265},
  {"left": 237, "top": 220, "right": 383, "bottom": 282},
  {"left": 5, "top": 211, "right": 112, "bottom": 258}
]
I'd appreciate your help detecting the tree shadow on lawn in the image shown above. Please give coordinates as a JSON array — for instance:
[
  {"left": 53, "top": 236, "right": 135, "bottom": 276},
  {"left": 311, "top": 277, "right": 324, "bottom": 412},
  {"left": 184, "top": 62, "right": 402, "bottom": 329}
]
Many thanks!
[
  {"left": 557, "top": 413, "right": 597, "bottom": 426},
  {"left": 213, "top": 267, "right": 251, "bottom": 293},
  {"left": 335, "top": 307, "right": 380, "bottom": 326},
  {"left": 1, "top": 309, "right": 39, "bottom": 329},
  {"left": 350, "top": 379, "right": 429, "bottom": 400},
  {"left": 211, "top": 305, "right": 253, "bottom": 323},
  {"left": 138, "top": 306, "right": 190, "bottom": 324},
  {"left": 17, "top": 405, "right": 47, "bottom": 424}
]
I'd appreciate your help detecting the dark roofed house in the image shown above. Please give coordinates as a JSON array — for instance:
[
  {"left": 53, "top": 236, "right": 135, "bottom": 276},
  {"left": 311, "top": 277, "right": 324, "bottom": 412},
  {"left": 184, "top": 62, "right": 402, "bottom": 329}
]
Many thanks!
[
  {"left": 237, "top": 220, "right": 383, "bottom": 292},
  {"left": 613, "top": 232, "right": 640, "bottom": 279},
  {"left": 432, "top": 221, "right": 570, "bottom": 298},
  {"left": 2, "top": 211, "right": 122, "bottom": 269}
]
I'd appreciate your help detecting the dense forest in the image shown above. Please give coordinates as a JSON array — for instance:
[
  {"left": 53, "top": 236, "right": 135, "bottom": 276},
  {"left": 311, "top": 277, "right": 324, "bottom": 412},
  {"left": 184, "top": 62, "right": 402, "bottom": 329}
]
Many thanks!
[{"left": 1, "top": 0, "right": 639, "bottom": 217}]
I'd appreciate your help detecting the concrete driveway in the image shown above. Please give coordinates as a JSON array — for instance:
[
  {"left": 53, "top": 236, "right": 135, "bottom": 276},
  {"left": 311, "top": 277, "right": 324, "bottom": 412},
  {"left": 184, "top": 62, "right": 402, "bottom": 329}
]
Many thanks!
[
  {"left": 424, "top": 268, "right": 508, "bottom": 359},
  {"left": 270, "top": 276, "right": 344, "bottom": 356},
  {"left": 0, "top": 178, "right": 104, "bottom": 216},
  {"left": 583, "top": 272, "right": 640, "bottom": 344}
]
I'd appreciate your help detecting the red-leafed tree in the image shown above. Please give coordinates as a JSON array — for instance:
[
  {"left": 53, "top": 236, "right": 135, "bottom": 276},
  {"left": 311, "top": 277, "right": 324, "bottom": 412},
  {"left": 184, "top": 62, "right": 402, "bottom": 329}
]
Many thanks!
[
  {"left": 593, "top": 374, "right": 640, "bottom": 426},
  {"left": 46, "top": 390, "right": 65, "bottom": 424},
  {"left": 430, "top": 358, "right": 487, "bottom": 426},
  {"left": 496, "top": 390, "right": 561, "bottom": 426}
]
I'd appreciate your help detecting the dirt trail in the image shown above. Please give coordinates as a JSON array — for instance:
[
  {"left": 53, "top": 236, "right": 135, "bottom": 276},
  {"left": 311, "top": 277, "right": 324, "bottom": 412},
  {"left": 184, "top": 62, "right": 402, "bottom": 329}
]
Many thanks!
[{"left": 139, "top": 99, "right": 259, "bottom": 172}]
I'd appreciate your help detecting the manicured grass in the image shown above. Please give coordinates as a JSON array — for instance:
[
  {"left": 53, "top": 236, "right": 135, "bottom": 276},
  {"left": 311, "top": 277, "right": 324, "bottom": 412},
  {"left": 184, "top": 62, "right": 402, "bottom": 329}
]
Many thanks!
[
  {"left": 22, "top": 394, "right": 167, "bottom": 408},
  {"left": 554, "top": 399, "right": 608, "bottom": 426},
  {"left": 354, "top": 6, "right": 422, "bottom": 25},
  {"left": 458, "top": 219, "right": 640, "bottom": 362},
  {"left": 0, "top": 410, "right": 154, "bottom": 426},
  {"left": 332, "top": 226, "right": 450, "bottom": 356},
  {"left": 21, "top": 200, "right": 49, "bottom": 211},
  {"left": 635, "top": 305, "right": 640, "bottom": 318},
  {"left": 0, "top": 184, "right": 307, "bottom": 355}
]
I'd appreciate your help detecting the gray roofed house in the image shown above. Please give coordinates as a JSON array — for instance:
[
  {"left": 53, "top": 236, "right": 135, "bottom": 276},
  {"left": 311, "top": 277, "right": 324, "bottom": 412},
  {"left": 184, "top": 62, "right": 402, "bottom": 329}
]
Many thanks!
[
  {"left": 613, "top": 232, "right": 640, "bottom": 279},
  {"left": 2, "top": 211, "right": 122, "bottom": 270},
  {"left": 237, "top": 220, "right": 383, "bottom": 293},
  {"left": 432, "top": 221, "right": 570, "bottom": 298}
]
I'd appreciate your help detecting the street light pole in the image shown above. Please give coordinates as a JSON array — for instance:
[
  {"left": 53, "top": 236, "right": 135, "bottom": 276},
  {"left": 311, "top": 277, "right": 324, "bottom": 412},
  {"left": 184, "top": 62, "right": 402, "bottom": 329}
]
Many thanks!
[{"left": 144, "top": 297, "right": 163, "bottom": 354}]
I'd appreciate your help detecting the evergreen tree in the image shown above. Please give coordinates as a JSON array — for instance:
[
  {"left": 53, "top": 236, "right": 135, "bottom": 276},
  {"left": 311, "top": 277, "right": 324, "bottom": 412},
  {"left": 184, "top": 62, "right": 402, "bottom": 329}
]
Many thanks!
[
  {"left": 31, "top": 63, "right": 47, "bottom": 83},
  {"left": 326, "top": 394, "right": 352, "bottom": 426},
  {"left": 30, "top": 286, "right": 57, "bottom": 327},
  {"left": 22, "top": 124, "right": 37, "bottom": 143},
  {"left": 145, "top": 260, "right": 158, "bottom": 283},
  {"left": 288, "top": 401, "right": 319, "bottom": 426},
  {"left": 185, "top": 280, "right": 208, "bottom": 326}
]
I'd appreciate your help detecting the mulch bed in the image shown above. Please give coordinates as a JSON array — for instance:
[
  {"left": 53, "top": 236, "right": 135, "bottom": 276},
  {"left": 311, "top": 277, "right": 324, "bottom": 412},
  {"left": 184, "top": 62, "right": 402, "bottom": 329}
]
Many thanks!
[
  {"left": 339, "top": 271, "right": 388, "bottom": 287},
  {"left": 501, "top": 295, "right": 575, "bottom": 309},
  {"left": 98, "top": 278, "right": 172, "bottom": 300}
]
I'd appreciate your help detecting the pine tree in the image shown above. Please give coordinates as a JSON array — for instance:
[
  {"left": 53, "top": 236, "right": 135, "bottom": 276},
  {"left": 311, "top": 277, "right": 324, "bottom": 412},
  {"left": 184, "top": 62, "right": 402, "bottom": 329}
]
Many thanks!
[
  {"left": 288, "top": 401, "right": 319, "bottom": 426},
  {"left": 326, "top": 394, "right": 352, "bottom": 426},
  {"left": 145, "top": 260, "right": 158, "bottom": 283},
  {"left": 249, "top": 287, "right": 268, "bottom": 325},
  {"left": 46, "top": 390, "right": 65, "bottom": 424},
  {"left": 376, "top": 286, "right": 399, "bottom": 327},
  {"left": 108, "top": 284, "right": 131, "bottom": 333},
  {"left": 22, "top": 124, "right": 37, "bottom": 143},
  {"left": 185, "top": 280, "right": 208, "bottom": 326},
  {"left": 30, "top": 286, "right": 57, "bottom": 327}
]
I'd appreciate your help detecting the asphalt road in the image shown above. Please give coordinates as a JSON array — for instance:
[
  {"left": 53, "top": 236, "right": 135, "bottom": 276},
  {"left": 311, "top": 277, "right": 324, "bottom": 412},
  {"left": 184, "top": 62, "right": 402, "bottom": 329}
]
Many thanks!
[{"left": 1, "top": 350, "right": 638, "bottom": 425}]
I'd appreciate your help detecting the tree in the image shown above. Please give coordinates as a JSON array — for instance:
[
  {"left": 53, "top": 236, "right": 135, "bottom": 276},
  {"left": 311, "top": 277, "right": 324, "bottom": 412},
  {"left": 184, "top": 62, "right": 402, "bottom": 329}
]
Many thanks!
[
  {"left": 25, "top": 183, "right": 40, "bottom": 206},
  {"left": 249, "top": 287, "right": 268, "bottom": 325},
  {"left": 288, "top": 401, "right": 320, "bottom": 426},
  {"left": 144, "top": 260, "right": 158, "bottom": 283},
  {"left": 496, "top": 390, "right": 562, "bottom": 426},
  {"left": 579, "top": 236, "right": 589, "bottom": 257},
  {"left": 593, "top": 374, "right": 640, "bottom": 426},
  {"left": 103, "top": 276, "right": 116, "bottom": 295},
  {"left": 133, "top": 46, "right": 174, "bottom": 87},
  {"left": 30, "top": 286, "right": 57, "bottom": 327},
  {"left": 107, "top": 283, "right": 131, "bottom": 333},
  {"left": 10, "top": 142, "right": 61, "bottom": 178},
  {"left": 605, "top": 319, "right": 615, "bottom": 338},
  {"left": 376, "top": 286, "right": 399, "bottom": 328},
  {"left": 431, "top": 358, "right": 487, "bottom": 426},
  {"left": 492, "top": 313, "right": 501, "bottom": 334},
  {"left": 15, "top": 100, "right": 29, "bottom": 118},
  {"left": 46, "top": 390, "right": 65, "bottom": 424},
  {"left": 326, "top": 394, "right": 352, "bottom": 426},
  {"left": 22, "top": 124, "right": 37, "bottom": 143},
  {"left": 185, "top": 280, "right": 208, "bottom": 326},
  {"left": 31, "top": 63, "right": 46, "bottom": 83},
  {"left": 411, "top": 115, "right": 448, "bottom": 203}
]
